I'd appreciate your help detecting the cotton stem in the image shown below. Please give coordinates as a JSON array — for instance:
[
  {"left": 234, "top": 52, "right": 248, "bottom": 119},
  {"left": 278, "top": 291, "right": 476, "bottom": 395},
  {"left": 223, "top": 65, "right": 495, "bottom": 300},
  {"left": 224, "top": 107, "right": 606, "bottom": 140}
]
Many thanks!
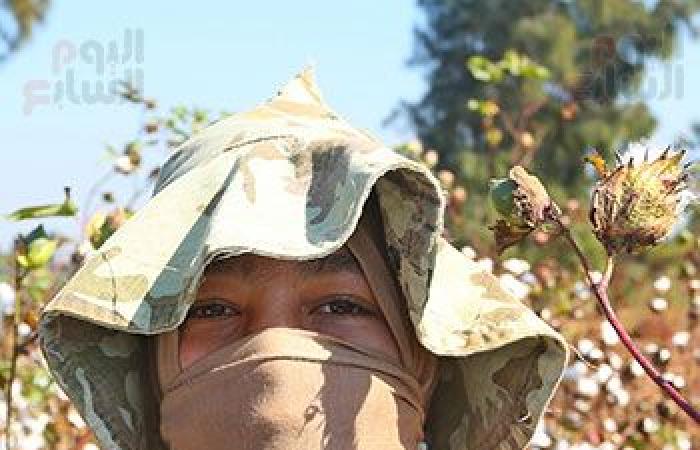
[{"left": 556, "top": 219, "right": 700, "bottom": 424}]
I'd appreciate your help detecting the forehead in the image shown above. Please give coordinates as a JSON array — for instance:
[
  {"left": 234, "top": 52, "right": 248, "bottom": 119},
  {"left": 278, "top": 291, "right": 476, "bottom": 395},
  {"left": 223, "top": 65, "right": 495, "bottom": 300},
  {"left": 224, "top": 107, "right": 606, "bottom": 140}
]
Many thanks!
[{"left": 203, "top": 245, "right": 363, "bottom": 279}]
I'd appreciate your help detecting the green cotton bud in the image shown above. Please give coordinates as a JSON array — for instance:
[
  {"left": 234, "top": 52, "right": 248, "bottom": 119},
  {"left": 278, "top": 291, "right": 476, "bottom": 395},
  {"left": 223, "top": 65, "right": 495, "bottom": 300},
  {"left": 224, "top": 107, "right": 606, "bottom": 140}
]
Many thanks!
[
  {"left": 490, "top": 166, "right": 558, "bottom": 227},
  {"left": 16, "top": 225, "right": 58, "bottom": 269},
  {"left": 489, "top": 178, "right": 519, "bottom": 220},
  {"left": 489, "top": 166, "right": 559, "bottom": 253},
  {"left": 20, "top": 238, "right": 58, "bottom": 269}
]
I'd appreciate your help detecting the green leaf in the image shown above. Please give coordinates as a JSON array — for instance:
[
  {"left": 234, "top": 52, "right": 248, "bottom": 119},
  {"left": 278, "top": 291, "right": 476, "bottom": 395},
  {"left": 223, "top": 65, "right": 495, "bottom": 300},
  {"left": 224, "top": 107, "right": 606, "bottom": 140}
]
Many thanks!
[
  {"left": 27, "top": 284, "right": 46, "bottom": 302},
  {"left": 6, "top": 187, "right": 78, "bottom": 221},
  {"left": 485, "top": 127, "right": 503, "bottom": 147},
  {"left": 521, "top": 64, "right": 551, "bottom": 80},
  {"left": 467, "top": 98, "right": 481, "bottom": 111},
  {"left": 6, "top": 203, "right": 75, "bottom": 221},
  {"left": 171, "top": 105, "right": 188, "bottom": 121},
  {"left": 25, "top": 224, "right": 49, "bottom": 242},
  {"left": 193, "top": 109, "right": 209, "bottom": 123},
  {"left": 467, "top": 56, "right": 500, "bottom": 82},
  {"left": 500, "top": 49, "right": 523, "bottom": 76}
]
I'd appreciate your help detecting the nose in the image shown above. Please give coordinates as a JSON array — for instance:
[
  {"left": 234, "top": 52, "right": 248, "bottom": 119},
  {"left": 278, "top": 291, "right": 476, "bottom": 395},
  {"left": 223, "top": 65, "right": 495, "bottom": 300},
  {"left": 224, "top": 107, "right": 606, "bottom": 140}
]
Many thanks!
[{"left": 244, "top": 287, "right": 305, "bottom": 334}]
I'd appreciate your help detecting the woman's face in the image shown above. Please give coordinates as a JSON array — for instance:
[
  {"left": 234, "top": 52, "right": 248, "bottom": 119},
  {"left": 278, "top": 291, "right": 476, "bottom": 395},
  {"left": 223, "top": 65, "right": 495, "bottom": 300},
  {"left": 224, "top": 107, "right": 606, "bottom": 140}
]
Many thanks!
[{"left": 179, "top": 246, "right": 400, "bottom": 369}]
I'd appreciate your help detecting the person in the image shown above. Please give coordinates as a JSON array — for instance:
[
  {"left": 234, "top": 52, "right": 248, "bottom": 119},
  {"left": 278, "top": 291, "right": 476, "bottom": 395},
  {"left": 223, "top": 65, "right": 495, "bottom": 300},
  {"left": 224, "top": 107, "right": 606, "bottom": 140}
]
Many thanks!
[{"left": 38, "top": 69, "right": 569, "bottom": 450}]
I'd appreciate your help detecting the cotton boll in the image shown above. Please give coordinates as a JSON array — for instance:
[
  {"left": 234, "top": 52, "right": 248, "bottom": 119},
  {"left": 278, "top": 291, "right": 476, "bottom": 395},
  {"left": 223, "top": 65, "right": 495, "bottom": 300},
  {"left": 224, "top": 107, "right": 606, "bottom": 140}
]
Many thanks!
[
  {"left": 502, "top": 258, "right": 530, "bottom": 275},
  {"left": 475, "top": 257, "right": 493, "bottom": 273},
  {"left": 0, "top": 282, "right": 15, "bottom": 315},
  {"left": 600, "top": 320, "right": 619, "bottom": 346},
  {"left": 530, "top": 420, "right": 552, "bottom": 448},
  {"left": 576, "top": 376, "right": 599, "bottom": 398},
  {"left": 577, "top": 338, "right": 594, "bottom": 357},
  {"left": 498, "top": 273, "right": 530, "bottom": 300},
  {"left": 672, "top": 331, "right": 690, "bottom": 348},
  {"left": 649, "top": 297, "right": 668, "bottom": 312},
  {"left": 653, "top": 275, "right": 671, "bottom": 292}
]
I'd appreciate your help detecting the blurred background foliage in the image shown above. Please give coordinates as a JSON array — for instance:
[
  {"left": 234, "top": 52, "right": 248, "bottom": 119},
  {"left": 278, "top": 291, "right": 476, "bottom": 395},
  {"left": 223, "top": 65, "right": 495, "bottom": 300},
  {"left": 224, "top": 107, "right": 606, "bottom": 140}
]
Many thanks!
[
  {"left": 1, "top": 0, "right": 699, "bottom": 449},
  {"left": 395, "top": 0, "right": 700, "bottom": 266},
  {"left": 0, "top": 0, "right": 49, "bottom": 63}
]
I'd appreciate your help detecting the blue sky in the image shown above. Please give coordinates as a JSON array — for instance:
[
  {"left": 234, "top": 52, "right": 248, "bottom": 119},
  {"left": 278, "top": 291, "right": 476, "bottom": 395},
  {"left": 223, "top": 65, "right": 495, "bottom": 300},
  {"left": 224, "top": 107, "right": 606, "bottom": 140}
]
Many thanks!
[{"left": 1, "top": 1, "right": 698, "bottom": 249}]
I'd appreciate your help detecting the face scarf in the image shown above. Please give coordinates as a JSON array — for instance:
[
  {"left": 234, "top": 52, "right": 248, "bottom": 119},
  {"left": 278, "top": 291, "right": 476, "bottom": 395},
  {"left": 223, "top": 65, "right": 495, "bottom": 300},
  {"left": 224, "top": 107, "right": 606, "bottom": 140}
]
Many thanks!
[{"left": 153, "top": 196, "right": 438, "bottom": 450}]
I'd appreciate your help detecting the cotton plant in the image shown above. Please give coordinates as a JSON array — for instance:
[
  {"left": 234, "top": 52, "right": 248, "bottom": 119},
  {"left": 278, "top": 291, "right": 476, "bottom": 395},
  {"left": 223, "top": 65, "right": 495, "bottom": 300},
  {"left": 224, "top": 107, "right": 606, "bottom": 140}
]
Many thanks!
[
  {"left": 0, "top": 82, "right": 224, "bottom": 449},
  {"left": 489, "top": 140, "right": 700, "bottom": 424}
]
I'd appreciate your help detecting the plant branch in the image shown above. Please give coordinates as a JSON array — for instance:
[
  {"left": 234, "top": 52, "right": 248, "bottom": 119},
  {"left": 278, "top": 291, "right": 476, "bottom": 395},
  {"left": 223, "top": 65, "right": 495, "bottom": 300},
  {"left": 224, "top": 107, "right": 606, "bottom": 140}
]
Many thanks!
[
  {"left": 555, "top": 218, "right": 700, "bottom": 424},
  {"left": 81, "top": 170, "right": 114, "bottom": 233},
  {"left": 6, "top": 240, "right": 27, "bottom": 450}
]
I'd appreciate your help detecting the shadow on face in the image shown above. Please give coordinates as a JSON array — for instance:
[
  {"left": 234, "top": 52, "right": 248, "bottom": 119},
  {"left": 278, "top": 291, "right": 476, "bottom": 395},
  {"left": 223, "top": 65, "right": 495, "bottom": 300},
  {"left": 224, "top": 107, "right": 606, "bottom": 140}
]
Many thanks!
[{"left": 178, "top": 246, "right": 400, "bottom": 369}]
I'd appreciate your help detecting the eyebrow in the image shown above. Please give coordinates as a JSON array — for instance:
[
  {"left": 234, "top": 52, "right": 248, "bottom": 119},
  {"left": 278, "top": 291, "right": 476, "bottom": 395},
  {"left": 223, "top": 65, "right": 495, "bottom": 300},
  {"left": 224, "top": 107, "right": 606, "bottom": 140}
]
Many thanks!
[
  {"left": 205, "top": 246, "right": 363, "bottom": 279},
  {"left": 298, "top": 247, "right": 363, "bottom": 278}
]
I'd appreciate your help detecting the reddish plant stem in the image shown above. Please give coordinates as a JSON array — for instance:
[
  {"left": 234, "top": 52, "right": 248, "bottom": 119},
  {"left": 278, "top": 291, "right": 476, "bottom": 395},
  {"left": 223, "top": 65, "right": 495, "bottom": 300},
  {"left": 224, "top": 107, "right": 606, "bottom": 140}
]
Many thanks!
[{"left": 557, "top": 222, "right": 700, "bottom": 424}]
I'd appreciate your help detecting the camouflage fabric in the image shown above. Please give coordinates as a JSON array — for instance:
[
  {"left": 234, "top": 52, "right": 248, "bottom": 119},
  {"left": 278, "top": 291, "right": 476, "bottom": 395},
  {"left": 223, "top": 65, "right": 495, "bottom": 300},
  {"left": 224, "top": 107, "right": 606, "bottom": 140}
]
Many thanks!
[{"left": 38, "top": 69, "right": 569, "bottom": 450}]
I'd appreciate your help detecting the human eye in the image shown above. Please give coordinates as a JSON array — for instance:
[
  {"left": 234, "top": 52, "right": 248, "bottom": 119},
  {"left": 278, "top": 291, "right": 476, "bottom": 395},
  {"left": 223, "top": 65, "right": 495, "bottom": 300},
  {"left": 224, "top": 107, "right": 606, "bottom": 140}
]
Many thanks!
[
  {"left": 311, "top": 296, "right": 376, "bottom": 316},
  {"left": 186, "top": 300, "right": 241, "bottom": 320}
]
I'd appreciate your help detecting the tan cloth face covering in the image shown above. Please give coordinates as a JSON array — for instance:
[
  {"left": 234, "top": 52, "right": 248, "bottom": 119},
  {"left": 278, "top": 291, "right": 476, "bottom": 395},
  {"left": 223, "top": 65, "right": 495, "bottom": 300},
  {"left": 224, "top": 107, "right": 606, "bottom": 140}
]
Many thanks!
[
  {"left": 155, "top": 196, "right": 438, "bottom": 450},
  {"left": 158, "top": 328, "right": 427, "bottom": 450}
]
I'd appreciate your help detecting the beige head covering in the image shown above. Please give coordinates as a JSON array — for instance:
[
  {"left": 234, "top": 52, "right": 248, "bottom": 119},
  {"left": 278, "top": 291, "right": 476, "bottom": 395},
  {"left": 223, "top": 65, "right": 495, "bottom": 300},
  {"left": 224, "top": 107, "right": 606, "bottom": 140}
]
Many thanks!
[
  {"left": 38, "top": 69, "right": 569, "bottom": 450},
  {"left": 154, "top": 192, "right": 438, "bottom": 449}
]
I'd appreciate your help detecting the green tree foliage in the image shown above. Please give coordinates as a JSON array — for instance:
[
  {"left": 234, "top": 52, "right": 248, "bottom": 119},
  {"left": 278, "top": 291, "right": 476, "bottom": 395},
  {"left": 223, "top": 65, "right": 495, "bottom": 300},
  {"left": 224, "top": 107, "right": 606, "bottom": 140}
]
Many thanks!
[
  {"left": 0, "top": 0, "right": 49, "bottom": 62},
  {"left": 399, "top": 0, "right": 699, "bottom": 257}
]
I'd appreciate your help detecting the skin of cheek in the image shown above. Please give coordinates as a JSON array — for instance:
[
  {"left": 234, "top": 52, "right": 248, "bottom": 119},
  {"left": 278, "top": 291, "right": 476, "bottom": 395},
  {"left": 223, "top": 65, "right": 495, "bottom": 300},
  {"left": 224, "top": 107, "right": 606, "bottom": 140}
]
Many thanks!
[{"left": 178, "top": 261, "right": 400, "bottom": 370}]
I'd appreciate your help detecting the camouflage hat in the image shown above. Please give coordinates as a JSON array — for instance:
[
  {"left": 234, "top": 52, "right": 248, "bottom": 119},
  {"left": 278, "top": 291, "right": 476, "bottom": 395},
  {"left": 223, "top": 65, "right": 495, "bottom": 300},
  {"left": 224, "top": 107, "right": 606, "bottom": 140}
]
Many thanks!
[{"left": 38, "top": 69, "right": 569, "bottom": 450}]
